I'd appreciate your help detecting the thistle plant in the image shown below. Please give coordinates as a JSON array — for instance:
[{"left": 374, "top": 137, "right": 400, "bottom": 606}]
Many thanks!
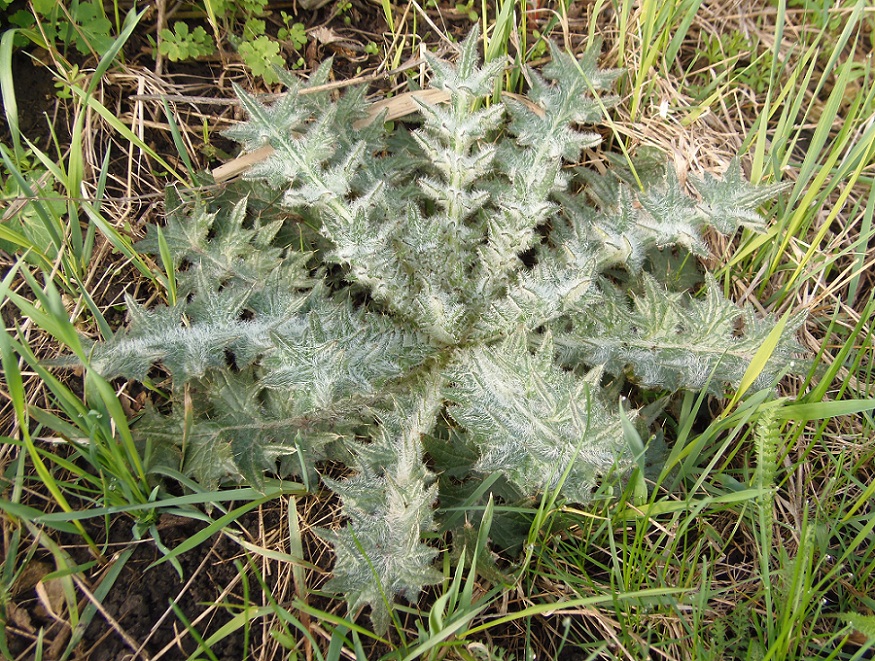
[{"left": 86, "top": 28, "right": 801, "bottom": 630}]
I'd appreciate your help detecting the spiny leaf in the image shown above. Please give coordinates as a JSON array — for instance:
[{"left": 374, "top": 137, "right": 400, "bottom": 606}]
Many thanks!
[
  {"left": 422, "top": 25, "right": 506, "bottom": 98},
  {"left": 71, "top": 28, "right": 804, "bottom": 630},
  {"left": 321, "top": 380, "right": 444, "bottom": 632},
  {"left": 692, "top": 159, "right": 790, "bottom": 233},
  {"left": 445, "top": 331, "right": 629, "bottom": 502},
  {"left": 555, "top": 274, "right": 804, "bottom": 393}
]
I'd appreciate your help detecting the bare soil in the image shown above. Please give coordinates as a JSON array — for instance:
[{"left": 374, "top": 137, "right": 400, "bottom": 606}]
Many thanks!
[{"left": 76, "top": 515, "right": 255, "bottom": 661}]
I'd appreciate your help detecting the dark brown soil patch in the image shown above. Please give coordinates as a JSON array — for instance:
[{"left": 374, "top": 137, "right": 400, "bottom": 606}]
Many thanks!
[
  {"left": 3, "top": 512, "right": 263, "bottom": 660},
  {"left": 0, "top": 51, "right": 56, "bottom": 147},
  {"left": 76, "top": 515, "right": 252, "bottom": 661}
]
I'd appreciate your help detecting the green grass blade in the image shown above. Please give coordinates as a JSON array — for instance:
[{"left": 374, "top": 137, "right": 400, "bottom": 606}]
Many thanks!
[
  {"left": 779, "top": 399, "right": 875, "bottom": 422},
  {"left": 146, "top": 496, "right": 278, "bottom": 569},
  {"left": 0, "top": 144, "right": 66, "bottom": 254},
  {"left": 724, "top": 308, "right": 796, "bottom": 412},
  {"left": 64, "top": 546, "right": 136, "bottom": 657},
  {"left": 85, "top": 7, "right": 147, "bottom": 96},
  {"left": 848, "top": 178, "right": 875, "bottom": 306},
  {"left": 161, "top": 97, "right": 196, "bottom": 180},
  {"left": 0, "top": 29, "right": 23, "bottom": 162},
  {"left": 168, "top": 600, "right": 221, "bottom": 661},
  {"left": 462, "top": 587, "right": 690, "bottom": 637},
  {"left": 0, "top": 488, "right": 81, "bottom": 535},
  {"left": 32, "top": 485, "right": 302, "bottom": 524}
]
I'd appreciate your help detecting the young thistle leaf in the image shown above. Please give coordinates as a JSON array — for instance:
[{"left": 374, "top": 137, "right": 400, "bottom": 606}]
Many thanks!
[
  {"left": 692, "top": 159, "right": 790, "bottom": 233},
  {"left": 76, "top": 26, "right": 805, "bottom": 631},
  {"left": 422, "top": 25, "right": 506, "bottom": 98},
  {"left": 321, "top": 379, "right": 444, "bottom": 632},
  {"left": 555, "top": 274, "right": 804, "bottom": 393},
  {"left": 445, "top": 331, "right": 629, "bottom": 503}
]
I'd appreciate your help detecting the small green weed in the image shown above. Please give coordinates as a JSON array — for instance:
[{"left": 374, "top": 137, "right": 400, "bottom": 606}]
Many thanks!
[
  {"left": 236, "top": 35, "right": 284, "bottom": 84},
  {"left": 242, "top": 17, "right": 267, "bottom": 42},
  {"left": 278, "top": 13, "right": 308, "bottom": 51},
  {"left": 167, "top": 0, "right": 299, "bottom": 82},
  {"left": 455, "top": 0, "right": 479, "bottom": 22},
  {"left": 336, "top": 0, "right": 354, "bottom": 25},
  {"left": 209, "top": 0, "right": 269, "bottom": 19},
  {"left": 159, "top": 21, "right": 215, "bottom": 62},
  {"left": 6, "top": 0, "right": 115, "bottom": 56}
]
